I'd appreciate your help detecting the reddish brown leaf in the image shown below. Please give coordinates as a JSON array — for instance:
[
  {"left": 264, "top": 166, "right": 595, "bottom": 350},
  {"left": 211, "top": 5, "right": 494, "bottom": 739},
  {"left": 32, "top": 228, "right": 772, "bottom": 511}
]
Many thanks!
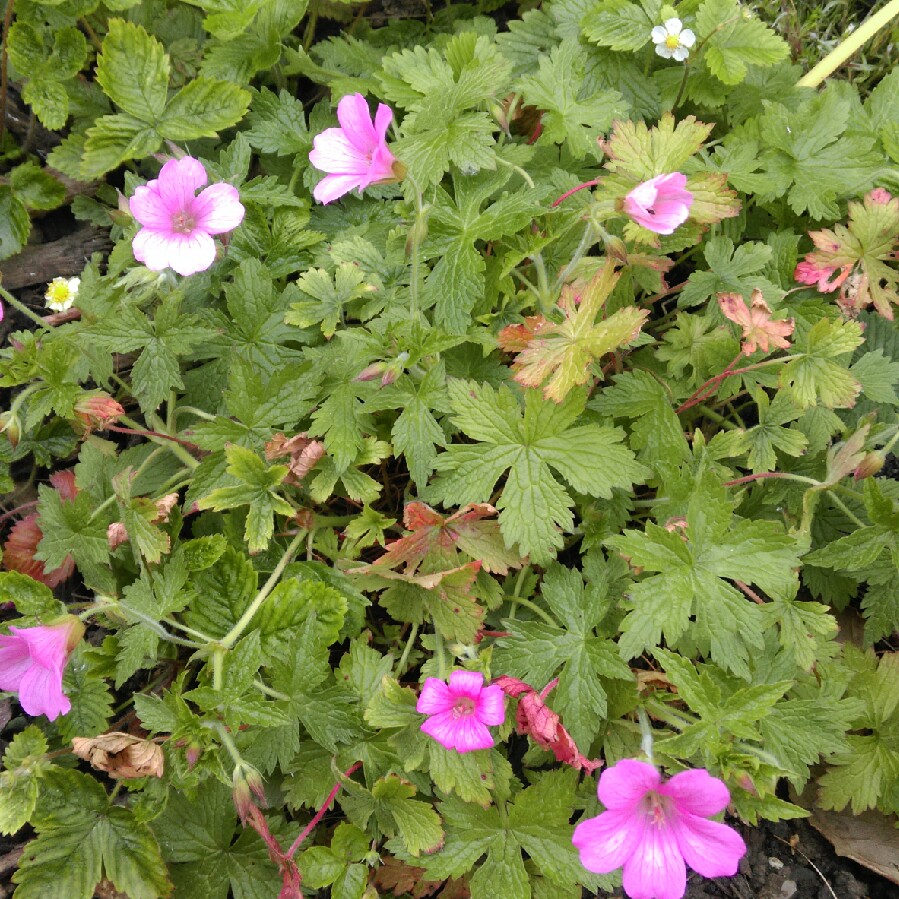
[
  {"left": 372, "top": 501, "right": 523, "bottom": 575},
  {"left": 718, "top": 288, "right": 794, "bottom": 356},
  {"left": 72, "top": 732, "right": 164, "bottom": 779},
  {"left": 493, "top": 676, "right": 601, "bottom": 773},
  {"left": 265, "top": 432, "right": 326, "bottom": 485}
]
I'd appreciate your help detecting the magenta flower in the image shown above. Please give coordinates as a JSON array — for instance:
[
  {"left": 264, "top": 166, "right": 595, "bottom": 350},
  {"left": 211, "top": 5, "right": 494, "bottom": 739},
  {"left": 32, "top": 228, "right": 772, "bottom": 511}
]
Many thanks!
[
  {"left": 309, "top": 93, "right": 402, "bottom": 205},
  {"left": 129, "top": 156, "right": 245, "bottom": 277},
  {"left": 416, "top": 670, "right": 505, "bottom": 752},
  {"left": 623, "top": 173, "right": 693, "bottom": 235},
  {"left": 573, "top": 760, "right": 746, "bottom": 899},
  {"left": 0, "top": 616, "right": 84, "bottom": 720}
]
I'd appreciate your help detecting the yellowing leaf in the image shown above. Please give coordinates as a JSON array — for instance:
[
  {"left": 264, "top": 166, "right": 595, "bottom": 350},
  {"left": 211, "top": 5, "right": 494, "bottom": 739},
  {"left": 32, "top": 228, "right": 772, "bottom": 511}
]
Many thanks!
[{"left": 498, "top": 261, "right": 648, "bottom": 402}]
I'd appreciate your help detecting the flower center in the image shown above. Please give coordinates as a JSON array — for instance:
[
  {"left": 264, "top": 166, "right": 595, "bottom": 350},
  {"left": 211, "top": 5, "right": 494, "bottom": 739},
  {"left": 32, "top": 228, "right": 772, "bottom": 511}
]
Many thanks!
[
  {"left": 642, "top": 791, "right": 672, "bottom": 826},
  {"left": 171, "top": 211, "right": 196, "bottom": 234},
  {"left": 452, "top": 696, "right": 476, "bottom": 719},
  {"left": 665, "top": 34, "right": 681, "bottom": 49}
]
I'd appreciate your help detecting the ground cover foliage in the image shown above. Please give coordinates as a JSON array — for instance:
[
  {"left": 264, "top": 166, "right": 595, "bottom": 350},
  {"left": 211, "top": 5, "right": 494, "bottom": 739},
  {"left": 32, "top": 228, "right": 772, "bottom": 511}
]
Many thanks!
[{"left": 1, "top": 0, "right": 899, "bottom": 896}]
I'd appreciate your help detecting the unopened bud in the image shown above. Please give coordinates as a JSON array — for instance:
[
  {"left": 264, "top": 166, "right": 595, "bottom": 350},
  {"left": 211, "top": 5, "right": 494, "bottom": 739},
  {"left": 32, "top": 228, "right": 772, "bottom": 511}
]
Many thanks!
[
  {"left": 74, "top": 392, "right": 125, "bottom": 430},
  {"left": 854, "top": 451, "right": 885, "bottom": 480},
  {"left": 232, "top": 763, "right": 267, "bottom": 824},
  {"left": 185, "top": 744, "right": 202, "bottom": 770},
  {"left": 0, "top": 411, "right": 21, "bottom": 447},
  {"left": 355, "top": 361, "right": 388, "bottom": 382}
]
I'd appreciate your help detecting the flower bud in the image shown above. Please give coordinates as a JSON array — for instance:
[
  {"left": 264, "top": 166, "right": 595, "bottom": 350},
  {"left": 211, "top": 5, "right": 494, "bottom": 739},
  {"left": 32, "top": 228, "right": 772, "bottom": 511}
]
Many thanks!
[
  {"left": 853, "top": 451, "right": 885, "bottom": 480},
  {"left": 0, "top": 411, "right": 21, "bottom": 447},
  {"left": 355, "top": 361, "right": 388, "bottom": 382},
  {"left": 74, "top": 392, "right": 125, "bottom": 431},
  {"left": 232, "top": 762, "right": 267, "bottom": 824}
]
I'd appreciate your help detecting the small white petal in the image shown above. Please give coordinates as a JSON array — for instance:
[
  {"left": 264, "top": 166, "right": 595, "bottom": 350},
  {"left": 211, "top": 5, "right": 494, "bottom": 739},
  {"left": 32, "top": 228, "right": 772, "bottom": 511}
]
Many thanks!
[
  {"left": 654, "top": 44, "right": 674, "bottom": 59},
  {"left": 679, "top": 28, "right": 697, "bottom": 47},
  {"left": 664, "top": 17, "right": 683, "bottom": 34},
  {"left": 673, "top": 46, "right": 690, "bottom": 61},
  {"left": 651, "top": 25, "right": 668, "bottom": 42}
]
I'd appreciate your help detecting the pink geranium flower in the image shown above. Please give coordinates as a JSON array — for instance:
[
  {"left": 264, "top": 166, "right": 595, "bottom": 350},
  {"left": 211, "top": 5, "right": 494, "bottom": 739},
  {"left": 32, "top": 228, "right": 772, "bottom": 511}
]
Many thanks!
[
  {"left": 624, "top": 173, "right": 693, "bottom": 235},
  {"left": 416, "top": 670, "right": 505, "bottom": 752},
  {"left": 129, "top": 156, "right": 245, "bottom": 277},
  {"left": 573, "top": 759, "right": 746, "bottom": 899},
  {"left": 0, "top": 616, "right": 84, "bottom": 720},
  {"left": 309, "top": 93, "right": 402, "bottom": 204}
]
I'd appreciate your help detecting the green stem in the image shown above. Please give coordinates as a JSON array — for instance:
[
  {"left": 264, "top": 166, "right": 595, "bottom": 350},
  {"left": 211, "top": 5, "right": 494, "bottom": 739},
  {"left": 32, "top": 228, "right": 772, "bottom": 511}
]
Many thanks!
[
  {"left": 435, "top": 631, "right": 447, "bottom": 681},
  {"left": 555, "top": 221, "right": 596, "bottom": 291},
  {"left": 118, "top": 414, "right": 199, "bottom": 470},
  {"left": 495, "top": 154, "right": 535, "bottom": 188},
  {"left": 828, "top": 491, "right": 866, "bottom": 529},
  {"left": 409, "top": 181, "right": 428, "bottom": 320},
  {"left": 0, "top": 285, "right": 52, "bottom": 332},
  {"left": 506, "top": 564, "right": 530, "bottom": 620},
  {"left": 220, "top": 532, "right": 305, "bottom": 649},
  {"left": 506, "top": 594, "right": 557, "bottom": 627},
  {"left": 396, "top": 621, "right": 419, "bottom": 677},
  {"left": 696, "top": 404, "right": 738, "bottom": 429},
  {"left": 254, "top": 679, "right": 291, "bottom": 701},
  {"left": 174, "top": 405, "right": 217, "bottom": 422},
  {"left": 798, "top": 0, "right": 899, "bottom": 87}
]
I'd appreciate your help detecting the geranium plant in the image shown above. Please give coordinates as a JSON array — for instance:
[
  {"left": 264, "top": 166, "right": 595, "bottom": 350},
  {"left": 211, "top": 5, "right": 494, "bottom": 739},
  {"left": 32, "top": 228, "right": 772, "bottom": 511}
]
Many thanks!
[{"left": 1, "top": 0, "right": 899, "bottom": 898}]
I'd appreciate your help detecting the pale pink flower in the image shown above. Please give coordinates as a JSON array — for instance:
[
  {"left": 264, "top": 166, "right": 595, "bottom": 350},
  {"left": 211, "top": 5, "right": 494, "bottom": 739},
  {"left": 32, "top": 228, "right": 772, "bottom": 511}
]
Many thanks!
[
  {"left": 0, "top": 616, "right": 84, "bottom": 720},
  {"left": 309, "top": 93, "right": 402, "bottom": 204},
  {"left": 416, "top": 670, "right": 505, "bottom": 752},
  {"left": 573, "top": 760, "right": 746, "bottom": 899},
  {"left": 624, "top": 173, "right": 693, "bottom": 235},
  {"left": 129, "top": 156, "right": 245, "bottom": 277}
]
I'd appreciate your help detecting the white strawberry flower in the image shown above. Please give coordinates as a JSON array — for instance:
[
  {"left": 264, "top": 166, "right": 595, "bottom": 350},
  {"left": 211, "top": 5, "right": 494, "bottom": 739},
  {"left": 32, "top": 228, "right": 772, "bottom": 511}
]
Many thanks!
[
  {"left": 44, "top": 277, "right": 80, "bottom": 312},
  {"left": 651, "top": 17, "right": 696, "bottom": 61}
]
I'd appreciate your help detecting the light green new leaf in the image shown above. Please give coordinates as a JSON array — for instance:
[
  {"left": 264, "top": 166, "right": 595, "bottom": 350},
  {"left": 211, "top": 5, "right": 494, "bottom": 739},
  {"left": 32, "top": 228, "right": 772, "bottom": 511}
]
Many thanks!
[
  {"left": 0, "top": 727, "right": 50, "bottom": 835},
  {"left": 96, "top": 20, "right": 169, "bottom": 122},
  {"left": 197, "top": 445, "right": 294, "bottom": 552}
]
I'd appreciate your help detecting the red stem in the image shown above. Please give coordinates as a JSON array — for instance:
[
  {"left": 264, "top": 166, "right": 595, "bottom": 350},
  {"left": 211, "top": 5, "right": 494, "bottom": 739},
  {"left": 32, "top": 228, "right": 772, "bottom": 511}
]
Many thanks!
[
  {"left": 551, "top": 179, "right": 601, "bottom": 208},
  {"left": 105, "top": 424, "right": 201, "bottom": 451},
  {"left": 734, "top": 580, "right": 765, "bottom": 605},
  {"left": 287, "top": 761, "right": 362, "bottom": 858},
  {"left": 675, "top": 353, "right": 745, "bottom": 414},
  {"left": 0, "top": 499, "right": 39, "bottom": 522},
  {"left": 723, "top": 472, "right": 790, "bottom": 487}
]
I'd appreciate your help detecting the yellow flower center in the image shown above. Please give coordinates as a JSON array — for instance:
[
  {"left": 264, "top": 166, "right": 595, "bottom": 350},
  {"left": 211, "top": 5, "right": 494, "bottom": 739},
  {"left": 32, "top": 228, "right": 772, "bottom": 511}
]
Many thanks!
[
  {"left": 665, "top": 34, "right": 681, "bottom": 49},
  {"left": 47, "top": 281, "right": 71, "bottom": 303}
]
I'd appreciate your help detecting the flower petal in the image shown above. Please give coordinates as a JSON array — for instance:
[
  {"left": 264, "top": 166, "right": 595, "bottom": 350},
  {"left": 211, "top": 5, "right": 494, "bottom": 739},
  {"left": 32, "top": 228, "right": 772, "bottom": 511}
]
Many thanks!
[
  {"left": 446, "top": 713, "right": 495, "bottom": 752},
  {"left": 336, "top": 93, "right": 379, "bottom": 153},
  {"left": 191, "top": 183, "right": 245, "bottom": 234},
  {"left": 679, "top": 28, "right": 697, "bottom": 47},
  {"left": 129, "top": 184, "right": 173, "bottom": 231},
  {"left": 660, "top": 768, "right": 730, "bottom": 817},
  {"left": 447, "top": 669, "right": 485, "bottom": 698},
  {"left": 664, "top": 17, "right": 683, "bottom": 35},
  {"left": 312, "top": 174, "right": 365, "bottom": 204},
  {"left": 165, "top": 232, "right": 217, "bottom": 277},
  {"left": 655, "top": 44, "right": 674, "bottom": 58},
  {"left": 309, "top": 130, "right": 373, "bottom": 176},
  {"left": 621, "top": 823, "right": 687, "bottom": 899},
  {"left": 17, "top": 663, "right": 69, "bottom": 720},
  {"left": 672, "top": 46, "right": 690, "bottom": 61},
  {"left": 573, "top": 809, "right": 644, "bottom": 873},
  {"left": 670, "top": 813, "right": 747, "bottom": 878},
  {"left": 417, "top": 678, "right": 454, "bottom": 714},
  {"left": 651, "top": 25, "right": 668, "bottom": 42},
  {"left": 132, "top": 228, "right": 175, "bottom": 271},
  {"left": 12, "top": 625, "right": 68, "bottom": 669},
  {"left": 374, "top": 103, "right": 394, "bottom": 141},
  {"left": 598, "top": 759, "right": 660, "bottom": 810},
  {"left": 474, "top": 684, "right": 505, "bottom": 726},
  {"left": 0, "top": 635, "right": 32, "bottom": 691},
  {"left": 156, "top": 157, "right": 208, "bottom": 212}
]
